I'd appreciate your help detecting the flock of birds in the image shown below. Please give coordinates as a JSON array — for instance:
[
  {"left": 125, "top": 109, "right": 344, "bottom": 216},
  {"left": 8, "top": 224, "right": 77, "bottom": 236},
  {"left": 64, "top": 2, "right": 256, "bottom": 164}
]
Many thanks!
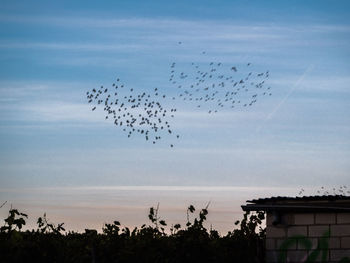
[
  {"left": 86, "top": 46, "right": 273, "bottom": 147},
  {"left": 86, "top": 79, "right": 179, "bottom": 147},
  {"left": 298, "top": 186, "right": 350, "bottom": 196},
  {"left": 168, "top": 60, "right": 271, "bottom": 113}
]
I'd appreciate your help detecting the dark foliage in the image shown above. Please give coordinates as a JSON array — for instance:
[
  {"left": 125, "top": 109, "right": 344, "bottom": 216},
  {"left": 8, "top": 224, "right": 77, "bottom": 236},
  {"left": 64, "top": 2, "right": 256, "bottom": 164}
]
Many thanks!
[{"left": 0, "top": 205, "right": 265, "bottom": 263}]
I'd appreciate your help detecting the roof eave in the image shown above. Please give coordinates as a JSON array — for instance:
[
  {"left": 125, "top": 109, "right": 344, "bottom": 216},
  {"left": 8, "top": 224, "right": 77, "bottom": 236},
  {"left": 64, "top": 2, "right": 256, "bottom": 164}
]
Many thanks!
[{"left": 241, "top": 204, "right": 350, "bottom": 213}]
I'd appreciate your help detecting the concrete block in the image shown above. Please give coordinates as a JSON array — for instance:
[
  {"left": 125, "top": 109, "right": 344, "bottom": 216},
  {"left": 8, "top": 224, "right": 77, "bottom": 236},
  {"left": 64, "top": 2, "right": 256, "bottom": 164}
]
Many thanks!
[
  {"left": 266, "top": 238, "right": 276, "bottom": 250},
  {"left": 341, "top": 237, "right": 350, "bottom": 248},
  {"left": 288, "top": 226, "right": 307, "bottom": 237},
  {"left": 294, "top": 213, "right": 314, "bottom": 225},
  {"left": 337, "top": 213, "right": 350, "bottom": 224},
  {"left": 297, "top": 237, "right": 318, "bottom": 250},
  {"left": 276, "top": 238, "right": 297, "bottom": 250},
  {"left": 267, "top": 212, "right": 294, "bottom": 226},
  {"left": 308, "top": 225, "right": 330, "bottom": 237},
  {"left": 315, "top": 213, "right": 336, "bottom": 224},
  {"left": 266, "top": 250, "right": 278, "bottom": 262},
  {"left": 308, "top": 248, "right": 329, "bottom": 262},
  {"left": 281, "top": 213, "right": 295, "bottom": 226},
  {"left": 329, "top": 237, "right": 341, "bottom": 249},
  {"left": 287, "top": 250, "right": 308, "bottom": 262},
  {"left": 331, "top": 225, "right": 350, "bottom": 237},
  {"left": 330, "top": 249, "right": 350, "bottom": 261},
  {"left": 267, "top": 226, "right": 287, "bottom": 238}
]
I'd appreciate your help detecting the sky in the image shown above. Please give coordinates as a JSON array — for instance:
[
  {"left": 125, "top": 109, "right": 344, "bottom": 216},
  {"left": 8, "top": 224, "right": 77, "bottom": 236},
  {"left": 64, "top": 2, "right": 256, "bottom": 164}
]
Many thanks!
[{"left": 0, "top": 0, "right": 349, "bottom": 232}]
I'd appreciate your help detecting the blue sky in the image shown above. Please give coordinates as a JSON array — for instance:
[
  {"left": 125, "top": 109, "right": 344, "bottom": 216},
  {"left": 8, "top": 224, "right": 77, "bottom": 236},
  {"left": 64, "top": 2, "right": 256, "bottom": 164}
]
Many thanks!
[
  {"left": 0, "top": 0, "right": 349, "bottom": 231},
  {"left": 1, "top": 0, "right": 350, "bottom": 188}
]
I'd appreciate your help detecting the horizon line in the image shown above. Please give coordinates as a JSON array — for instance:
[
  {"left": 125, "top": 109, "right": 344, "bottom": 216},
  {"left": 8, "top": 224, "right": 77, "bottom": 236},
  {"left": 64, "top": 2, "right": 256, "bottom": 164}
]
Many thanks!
[{"left": 0, "top": 185, "right": 306, "bottom": 193}]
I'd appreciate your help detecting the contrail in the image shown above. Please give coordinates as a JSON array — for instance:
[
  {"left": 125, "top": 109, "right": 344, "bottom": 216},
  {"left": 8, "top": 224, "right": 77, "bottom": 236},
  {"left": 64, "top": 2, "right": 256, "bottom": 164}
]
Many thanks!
[{"left": 256, "top": 64, "right": 314, "bottom": 133}]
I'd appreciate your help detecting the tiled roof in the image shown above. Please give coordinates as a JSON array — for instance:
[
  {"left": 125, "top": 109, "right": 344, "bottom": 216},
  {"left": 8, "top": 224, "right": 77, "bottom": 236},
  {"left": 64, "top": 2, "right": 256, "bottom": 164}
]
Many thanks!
[
  {"left": 242, "top": 195, "right": 350, "bottom": 213},
  {"left": 247, "top": 195, "right": 350, "bottom": 204}
]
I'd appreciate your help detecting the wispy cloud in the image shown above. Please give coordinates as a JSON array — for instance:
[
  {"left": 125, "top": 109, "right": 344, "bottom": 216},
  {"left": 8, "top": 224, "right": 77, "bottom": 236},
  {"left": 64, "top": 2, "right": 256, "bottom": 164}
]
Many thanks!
[
  {"left": 21, "top": 102, "right": 102, "bottom": 122},
  {"left": 0, "top": 42, "right": 145, "bottom": 51},
  {"left": 1, "top": 14, "right": 350, "bottom": 32},
  {"left": 0, "top": 185, "right": 298, "bottom": 193},
  {"left": 1, "top": 99, "right": 266, "bottom": 128},
  {"left": 268, "top": 75, "right": 350, "bottom": 93},
  {"left": 1, "top": 15, "right": 348, "bottom": 54}
]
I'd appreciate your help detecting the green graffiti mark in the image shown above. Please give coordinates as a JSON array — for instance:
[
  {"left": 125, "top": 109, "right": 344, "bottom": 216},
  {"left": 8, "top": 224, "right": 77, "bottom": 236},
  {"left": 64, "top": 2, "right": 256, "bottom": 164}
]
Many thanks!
[{"left": 278, "top": 230, "right": 350, "bottom": 263}]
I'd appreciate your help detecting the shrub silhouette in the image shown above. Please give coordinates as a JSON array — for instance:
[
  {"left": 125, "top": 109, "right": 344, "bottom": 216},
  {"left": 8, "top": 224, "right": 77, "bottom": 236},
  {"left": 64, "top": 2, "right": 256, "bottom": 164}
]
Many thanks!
[{"left": 0, "top": 204, "right": 266, "bottom": 263}]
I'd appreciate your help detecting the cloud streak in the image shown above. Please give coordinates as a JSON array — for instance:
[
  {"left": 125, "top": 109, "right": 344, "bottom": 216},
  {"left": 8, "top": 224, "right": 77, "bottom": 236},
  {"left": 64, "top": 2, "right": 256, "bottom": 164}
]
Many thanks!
[
  {"left": 1, "top": 16, "right": 348, "bottom": 54},
  {"left": 1, "top": 14, "right": 350, "bottom": 32},
  {"left": 265, "top": 64, "right": 314, "bottom": 121}
]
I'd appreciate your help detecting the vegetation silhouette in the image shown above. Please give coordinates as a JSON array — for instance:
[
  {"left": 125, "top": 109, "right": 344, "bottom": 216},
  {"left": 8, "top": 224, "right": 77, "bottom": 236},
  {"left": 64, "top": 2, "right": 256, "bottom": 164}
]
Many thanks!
[{"left": 0, "top": 204, "right": 265, "bottom": 263}]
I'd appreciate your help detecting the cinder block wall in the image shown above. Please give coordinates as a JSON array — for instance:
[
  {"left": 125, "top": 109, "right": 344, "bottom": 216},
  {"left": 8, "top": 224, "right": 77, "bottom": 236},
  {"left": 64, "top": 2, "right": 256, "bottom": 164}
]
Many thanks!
[{"left": 265, "top": 212, "right": 350, "bottom": 263}]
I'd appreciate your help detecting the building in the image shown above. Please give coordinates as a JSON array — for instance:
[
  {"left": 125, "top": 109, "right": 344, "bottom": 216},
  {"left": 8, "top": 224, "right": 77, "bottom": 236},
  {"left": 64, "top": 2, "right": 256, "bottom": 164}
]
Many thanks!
[{"left": 242, "top": 195, "right": 350, "bottom": 263}]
